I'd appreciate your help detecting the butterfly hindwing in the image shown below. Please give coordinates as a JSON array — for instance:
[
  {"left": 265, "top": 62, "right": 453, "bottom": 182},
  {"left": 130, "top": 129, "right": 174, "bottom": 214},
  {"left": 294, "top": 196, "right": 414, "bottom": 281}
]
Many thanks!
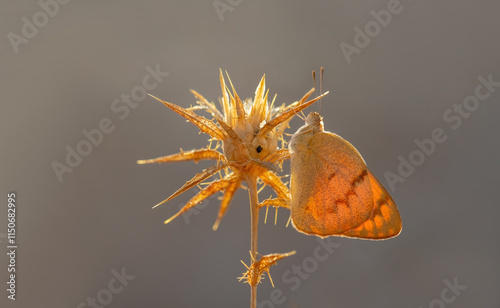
[{"left": 342, "top": 170, "right": 402, "bottom": 239}]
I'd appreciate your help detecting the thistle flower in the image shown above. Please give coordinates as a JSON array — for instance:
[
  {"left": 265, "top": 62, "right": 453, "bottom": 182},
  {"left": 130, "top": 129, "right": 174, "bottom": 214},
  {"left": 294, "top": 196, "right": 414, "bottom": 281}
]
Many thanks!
[{"left": 138, "top": 70, "right": 327, "bottom": 307}]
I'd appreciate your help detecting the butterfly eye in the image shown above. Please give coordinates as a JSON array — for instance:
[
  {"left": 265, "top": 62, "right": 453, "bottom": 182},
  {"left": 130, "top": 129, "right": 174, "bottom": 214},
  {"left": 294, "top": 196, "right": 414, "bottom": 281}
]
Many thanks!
[{"left": 256, "top": 145, "right": 263, "bottom": 153}]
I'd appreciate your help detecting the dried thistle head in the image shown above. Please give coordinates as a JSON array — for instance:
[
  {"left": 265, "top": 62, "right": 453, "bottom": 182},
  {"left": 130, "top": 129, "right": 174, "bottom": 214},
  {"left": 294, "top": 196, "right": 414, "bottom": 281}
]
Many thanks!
[{"left": 137, "top": 70, "right": 327, "bottom": 230}]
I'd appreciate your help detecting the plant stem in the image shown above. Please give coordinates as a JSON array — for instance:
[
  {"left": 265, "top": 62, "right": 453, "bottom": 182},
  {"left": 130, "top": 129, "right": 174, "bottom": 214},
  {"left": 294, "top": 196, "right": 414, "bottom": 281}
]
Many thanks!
[{"left": 247, "top": 175, "right": 259, "bottom": 308}]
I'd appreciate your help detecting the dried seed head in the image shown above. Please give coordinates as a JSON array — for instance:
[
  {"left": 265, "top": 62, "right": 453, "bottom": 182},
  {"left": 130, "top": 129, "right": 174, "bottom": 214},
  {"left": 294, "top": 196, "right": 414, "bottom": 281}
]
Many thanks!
[{"left": 138, "top": 70, "right": 328, "bottom": 228}]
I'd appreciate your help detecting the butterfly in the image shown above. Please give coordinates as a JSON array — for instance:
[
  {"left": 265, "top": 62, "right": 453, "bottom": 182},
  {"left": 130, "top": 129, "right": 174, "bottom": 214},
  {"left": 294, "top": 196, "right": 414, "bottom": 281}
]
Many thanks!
[{"left": 289, "top": 112, "right": 402, "bottom": 239}]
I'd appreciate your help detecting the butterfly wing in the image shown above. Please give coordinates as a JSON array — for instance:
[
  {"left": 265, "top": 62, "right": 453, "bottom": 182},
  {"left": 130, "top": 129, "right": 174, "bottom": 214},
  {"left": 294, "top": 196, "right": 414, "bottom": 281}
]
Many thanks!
[
  {"left": 290, "top": 131, "right": 402, "bottom": 239},
  {"left": 342, "top": 170, "right": 402, "bottom": 239}
]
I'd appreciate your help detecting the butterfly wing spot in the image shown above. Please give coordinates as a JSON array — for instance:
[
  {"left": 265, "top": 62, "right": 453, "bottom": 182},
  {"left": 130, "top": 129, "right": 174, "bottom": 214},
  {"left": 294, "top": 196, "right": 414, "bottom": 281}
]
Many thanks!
[
  {"left": 365, "top": 220, "right": 374, "bottom": 231},
  {"left": 360, "top": 220, "right": 374, "bottom": 237},
  {"left": 361, "top": 220, "right": 375, "bottom": 236},
  {"left": 351, "top": 169, "right": 368, "bottom": 186},
  {"left": 328, "top": 172, "right": 336, "bottom": 182},
  {"left": 374, "top": 215, "right": 384, "bottom": 230},
  {"left": 334, "top": 199, "right": 348, "bottom": 206},
  {"left": 380, "top": 204, "right": 392, "bottom": 222},
  {"left": 304, "top": 203, "right": 314, "bottom": 215},
  {"left": 333, "top": 199, "right": 348, "bottom": 208},
  {"left": 375, "top": 193, "right": 390, "bottom": 208},
  {"left": 372, "top": 204, "right": 383, "bottom": 217}
]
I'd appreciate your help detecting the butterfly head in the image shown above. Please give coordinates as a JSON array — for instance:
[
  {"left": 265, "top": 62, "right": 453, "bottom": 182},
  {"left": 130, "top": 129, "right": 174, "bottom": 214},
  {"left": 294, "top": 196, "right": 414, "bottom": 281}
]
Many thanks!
[
  {"left": 289, "top": 112, "right": 325, "bottom": 154},
  {"left": 305, "top": 112, "right": 324, "bottom": 133}
]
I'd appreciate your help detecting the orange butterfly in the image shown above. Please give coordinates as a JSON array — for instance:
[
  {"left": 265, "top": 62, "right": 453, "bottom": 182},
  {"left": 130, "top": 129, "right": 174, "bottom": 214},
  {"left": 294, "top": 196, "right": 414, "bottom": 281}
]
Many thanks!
[{"left": 289, "top": 112, "right": 402, "bottom": 239}]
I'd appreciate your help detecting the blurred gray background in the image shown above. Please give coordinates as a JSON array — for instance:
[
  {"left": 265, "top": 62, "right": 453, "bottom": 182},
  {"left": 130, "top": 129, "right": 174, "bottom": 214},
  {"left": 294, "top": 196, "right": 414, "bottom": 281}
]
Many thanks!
[{"left": 1, "top": 1, "right": 499, "bottom": 307}]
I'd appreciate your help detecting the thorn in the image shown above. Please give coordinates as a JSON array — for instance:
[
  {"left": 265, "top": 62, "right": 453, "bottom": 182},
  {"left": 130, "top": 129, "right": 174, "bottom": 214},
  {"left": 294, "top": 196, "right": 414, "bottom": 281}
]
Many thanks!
[
  {"left": 270, "top": 93, "right": 277, "bottom": 110},
  {"left": 249, "top": 251, "right": 256, "bottom": 262},
  {"left": 257, "top": 184, "right": 266, "bottom": 194},
  {"left": 152, "top": 199, "right": 168, "bottom": 209},
  {"left": 148, "top": 93, "right": 160, "bottom": 101},
  {"left": 241, "top": 260, "right": 249, "bottom": 269},
  {"left": 212, "top": 220, "right": 220, "bottom": 231},
  {"left": 266, "top": 270, "right": 275, "bottom": 288}
]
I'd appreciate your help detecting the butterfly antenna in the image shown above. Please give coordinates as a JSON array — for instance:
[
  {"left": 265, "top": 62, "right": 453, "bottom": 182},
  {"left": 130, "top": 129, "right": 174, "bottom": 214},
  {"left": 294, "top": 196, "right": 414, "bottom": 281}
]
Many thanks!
[
  {"left": 312, "top": 69, "right": 317, "bottom": 99},
  {"left": 298, "top": 111, "right": 306, "bottom": 121},
  {"left": 319, "top": 67, "right": 324, "bottom": 114}
]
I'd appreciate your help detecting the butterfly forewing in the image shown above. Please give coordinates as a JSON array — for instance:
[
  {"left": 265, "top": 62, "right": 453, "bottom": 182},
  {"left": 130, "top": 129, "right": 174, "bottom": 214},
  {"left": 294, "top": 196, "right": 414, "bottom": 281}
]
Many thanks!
[{"left": 291, "top": 131, "right": 375, "bottom": 236}]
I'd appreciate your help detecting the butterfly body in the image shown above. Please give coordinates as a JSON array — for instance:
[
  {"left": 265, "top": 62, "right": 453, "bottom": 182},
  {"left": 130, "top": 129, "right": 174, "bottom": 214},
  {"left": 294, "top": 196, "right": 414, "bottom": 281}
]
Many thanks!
[{"left": 289, "top": 112, "right": 402, "bottom": 239}]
